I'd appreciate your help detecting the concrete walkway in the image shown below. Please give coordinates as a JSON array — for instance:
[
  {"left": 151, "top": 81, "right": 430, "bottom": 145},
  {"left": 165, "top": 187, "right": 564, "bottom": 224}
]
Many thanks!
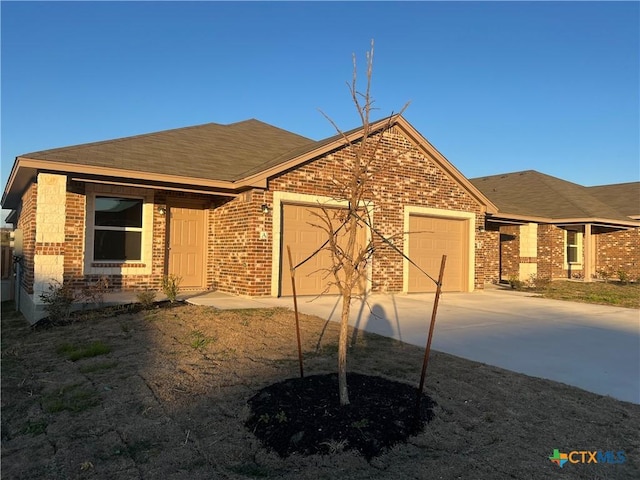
[{"left": 187, "top": 287, "right": 640, "bottom": 404}]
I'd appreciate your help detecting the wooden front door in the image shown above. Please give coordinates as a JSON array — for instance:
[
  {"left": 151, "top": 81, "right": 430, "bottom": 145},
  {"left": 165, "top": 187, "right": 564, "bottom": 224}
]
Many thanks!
[{"left": 167, "top": 203, "right": 206, "bottom": 289}]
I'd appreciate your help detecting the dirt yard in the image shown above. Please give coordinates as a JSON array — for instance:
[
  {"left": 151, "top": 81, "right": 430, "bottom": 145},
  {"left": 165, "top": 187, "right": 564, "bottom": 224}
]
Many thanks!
[{"left": 2, "top": 301, "right": 639, "bottom": 479}]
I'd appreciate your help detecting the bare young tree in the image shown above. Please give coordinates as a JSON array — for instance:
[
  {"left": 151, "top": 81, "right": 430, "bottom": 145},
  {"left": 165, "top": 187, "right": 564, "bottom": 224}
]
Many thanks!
[{"left": 314, "top": 40, "right": 408, "bottom": 405}]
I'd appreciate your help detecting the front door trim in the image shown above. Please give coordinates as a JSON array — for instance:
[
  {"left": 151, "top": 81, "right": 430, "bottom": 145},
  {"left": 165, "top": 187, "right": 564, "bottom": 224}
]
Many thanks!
[{"left": 166, "top": 197, "right": 208, "bottom": 290}]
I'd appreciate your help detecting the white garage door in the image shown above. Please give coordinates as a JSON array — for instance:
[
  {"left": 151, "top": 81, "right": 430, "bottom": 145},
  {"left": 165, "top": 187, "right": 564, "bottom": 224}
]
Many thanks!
[{"left": 407, "top": 215, "right": 468, "bottom": 292}]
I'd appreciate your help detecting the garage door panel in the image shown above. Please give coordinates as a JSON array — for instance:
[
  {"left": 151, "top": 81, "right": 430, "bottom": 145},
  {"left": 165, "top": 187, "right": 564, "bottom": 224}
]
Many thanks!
[
  {"left": 408, "top": 215, "right": 467, "bottom": 293},
  {"left": 281, "top": 204, "right": 366, "bottom": 296}
]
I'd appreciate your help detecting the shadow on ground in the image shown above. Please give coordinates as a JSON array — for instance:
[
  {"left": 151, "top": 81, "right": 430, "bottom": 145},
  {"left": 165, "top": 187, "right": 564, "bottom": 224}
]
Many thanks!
[{"left": 2, "top": 301, "right": 639, "bottom": 479}]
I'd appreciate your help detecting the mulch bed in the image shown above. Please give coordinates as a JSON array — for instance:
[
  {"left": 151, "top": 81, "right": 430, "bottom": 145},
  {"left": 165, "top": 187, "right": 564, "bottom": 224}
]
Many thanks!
[{"left": 245, "top": 372, "right": 435, "bottom": 460}]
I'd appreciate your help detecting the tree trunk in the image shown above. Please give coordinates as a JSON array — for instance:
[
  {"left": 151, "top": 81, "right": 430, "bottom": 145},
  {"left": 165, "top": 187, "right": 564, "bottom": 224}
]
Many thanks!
[{"left": 338, "top": 291, "right": 351, "bottom": 405}]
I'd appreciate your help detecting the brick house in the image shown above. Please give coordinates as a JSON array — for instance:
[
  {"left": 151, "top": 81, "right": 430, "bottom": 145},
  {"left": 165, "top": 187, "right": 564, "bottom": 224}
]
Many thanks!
[
  {"left": 470, "top": 171, "right": 640, "bottom": 284},
  {"left": 2, "top": 116, "right": 499, "bottom": 323},
  {"left": 4, "top": 117, "right": 638, "bottom": 323}
]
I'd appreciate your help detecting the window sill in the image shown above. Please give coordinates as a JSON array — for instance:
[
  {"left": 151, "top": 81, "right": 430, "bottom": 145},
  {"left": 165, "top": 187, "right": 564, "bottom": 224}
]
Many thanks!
[{"left": 91, "top": 262, "right": 147, "bottom": 268}]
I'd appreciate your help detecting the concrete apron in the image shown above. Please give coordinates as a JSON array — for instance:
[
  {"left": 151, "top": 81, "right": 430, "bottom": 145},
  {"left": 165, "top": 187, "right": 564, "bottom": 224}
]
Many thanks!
[{"left": 189, "top": 288, "right": 640, "bottom": 404}]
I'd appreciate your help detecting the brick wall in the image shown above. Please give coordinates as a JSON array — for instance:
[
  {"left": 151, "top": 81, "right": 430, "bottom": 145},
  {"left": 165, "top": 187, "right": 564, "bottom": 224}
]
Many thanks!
[
  {"left": 64, "top": 184, "right": 86, "bottom": 287},
  {"left": 495, "top": 223, "right": 639, "bottom": 282},
  {"left": 499, "top": 226, "right": 519, "bottom": 281},
  {"left": 537, "top": 225, "right": 566, "bottom": 280},
  {"left": 479, "top": 225, "right": 500, "bottom": 284},
  {"left": 16, "top": 183, "right": 37, "bottom": 294},
  {"left": 150, "top": 192, "right": 168, "bottom": 288},
  {"left": 211, "top": 191, "right": 272, "bottom": 295},
  {"left": 17, "top": 127, "right": 493, "bottom": 297},
  {"left": 596, "top": 227, "right": 640, "bottom": 279},
  {"left": 208, "top": 127, "right": 487, "bottom": 296}
]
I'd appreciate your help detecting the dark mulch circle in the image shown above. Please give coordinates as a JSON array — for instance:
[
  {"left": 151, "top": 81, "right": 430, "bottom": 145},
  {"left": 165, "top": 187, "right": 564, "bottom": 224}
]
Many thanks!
[{"left": 245, "top": 372, "right": 436, "bottom": 460}]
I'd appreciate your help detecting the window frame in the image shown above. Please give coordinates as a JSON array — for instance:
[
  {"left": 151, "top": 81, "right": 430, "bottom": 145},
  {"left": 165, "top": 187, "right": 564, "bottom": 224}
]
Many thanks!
[
  {"left": 564, "top": 228, "right": 583, "bottom": 270},
  {"left": 84, "top": 185, "right": 154, "bottom": 276},
  {"left": 93, "top": 196, "right": 144, "bottom": 262}
]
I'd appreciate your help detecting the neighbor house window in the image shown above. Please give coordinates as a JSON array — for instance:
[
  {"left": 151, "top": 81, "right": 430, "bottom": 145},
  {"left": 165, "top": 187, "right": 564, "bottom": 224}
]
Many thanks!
[
  {"left": 93, "top": 196, "right": 143, "bottom": 261},
  {"left": 565, "top": 230, "right": 582, "bottom": 265}
]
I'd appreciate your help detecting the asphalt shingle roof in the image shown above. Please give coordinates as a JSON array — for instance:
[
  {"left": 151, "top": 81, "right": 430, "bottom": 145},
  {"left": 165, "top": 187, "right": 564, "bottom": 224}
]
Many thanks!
[
  {"left": 588, "top": 182, "right": 640, "bottom": 217},
  {"left": 15, "top": 118, "right": 638, "bottom": 226},
  {"left": 21, "top": 119, "right": 317, "bottom": 182},
  {"left": 470, "top": 170, "right": 634, "bottom": 223}
]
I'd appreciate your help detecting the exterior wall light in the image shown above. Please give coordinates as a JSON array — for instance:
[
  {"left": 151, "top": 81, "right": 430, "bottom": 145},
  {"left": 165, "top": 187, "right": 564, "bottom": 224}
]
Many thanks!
[
  {"left": 158, "top": 207, "right": 167, "bottom": 215},
  {"left": 261, "top": 204, "right": 270, "bottom": 214}
]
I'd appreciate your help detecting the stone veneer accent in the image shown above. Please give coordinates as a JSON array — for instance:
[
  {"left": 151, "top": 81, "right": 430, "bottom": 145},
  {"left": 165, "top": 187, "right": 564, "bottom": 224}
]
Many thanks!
[
  {"left": 33, "top": 173, "right": 66, "bottom": 297},
  {"left": 518, "top": 223, "right": 538, "bottom": 281}
]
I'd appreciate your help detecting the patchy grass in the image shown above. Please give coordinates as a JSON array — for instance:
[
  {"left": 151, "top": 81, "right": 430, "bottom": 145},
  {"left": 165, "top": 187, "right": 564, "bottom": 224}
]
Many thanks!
[
  {"left": 21, "top": 419, "right": 47, "bottom": 436},
  {"left": 56, "top": 340, "right": 111, "bottom": 361},
  {"left": 537, "top": 281, "right": 640, "bottom": 308},
  {"left": 78, "top": 360, "right": 119, "bottom": 374},
  {"left": 42, "top": 383, "right": 100, "bottom": 413},
  {"left": 189, "top": 329, "right": 216, "bottom": 350}
]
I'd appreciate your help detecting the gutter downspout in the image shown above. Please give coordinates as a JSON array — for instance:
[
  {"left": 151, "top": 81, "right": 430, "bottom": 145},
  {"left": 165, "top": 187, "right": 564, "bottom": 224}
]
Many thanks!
[{"left": 14, "top": 255, "right": 22, "bottom": 312}]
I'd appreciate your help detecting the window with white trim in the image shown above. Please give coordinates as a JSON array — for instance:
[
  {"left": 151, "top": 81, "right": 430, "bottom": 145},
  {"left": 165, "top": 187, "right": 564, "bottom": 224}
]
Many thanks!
[
  {"left": 564, "top": 229, "right": 583, "bottom": 269},
  {"left": 566, "top": 230, "right": 579, "bottom": 264},
  {"left": 93, "top": 196, "right": 143, "bottom": 261}
]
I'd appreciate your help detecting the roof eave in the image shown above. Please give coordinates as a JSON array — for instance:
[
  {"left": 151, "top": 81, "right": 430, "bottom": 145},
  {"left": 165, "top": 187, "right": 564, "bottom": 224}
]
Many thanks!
[
  {"left": 487, "top": 212, "right": 640, "bottom": 228},
  {"left": 2, "top": 157, "right": 266, "bottom": 207},
  {"left": 2, "top": 157, "right": 37, "bottom": 209},
  {"left": 551, "top": 218, "right": 640, "bottom": 228},
  {"left": 4, "top": 209, "right": 17, "bottom": 225}
]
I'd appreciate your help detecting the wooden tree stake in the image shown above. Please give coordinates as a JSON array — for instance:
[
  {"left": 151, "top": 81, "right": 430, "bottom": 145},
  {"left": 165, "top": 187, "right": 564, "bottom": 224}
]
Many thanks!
[
  {"left": 417, "top": 254, "right": 447, "bottom": 411},
  {"left": 287, "top": 245, "right": 304, "bottom": 378}
]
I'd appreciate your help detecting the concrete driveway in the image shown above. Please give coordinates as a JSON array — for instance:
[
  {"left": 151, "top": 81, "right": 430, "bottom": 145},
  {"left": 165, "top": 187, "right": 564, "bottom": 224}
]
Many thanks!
[{"left": 188, "top": 287, "right": 640, "bottom": 404}]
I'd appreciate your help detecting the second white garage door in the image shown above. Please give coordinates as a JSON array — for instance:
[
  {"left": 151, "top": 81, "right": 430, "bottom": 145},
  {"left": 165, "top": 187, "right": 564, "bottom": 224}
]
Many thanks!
[{"left": 407, "top": 215, "right": 468, "bottom": 292}]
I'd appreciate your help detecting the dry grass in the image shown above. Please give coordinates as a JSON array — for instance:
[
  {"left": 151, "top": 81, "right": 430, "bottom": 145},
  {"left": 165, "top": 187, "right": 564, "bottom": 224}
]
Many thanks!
[
  {"left": 536, "top": 281, "right": 640, "bottom": 309},
  {"left": 1, "top": 301, "right": 639, "bottom": 479}
]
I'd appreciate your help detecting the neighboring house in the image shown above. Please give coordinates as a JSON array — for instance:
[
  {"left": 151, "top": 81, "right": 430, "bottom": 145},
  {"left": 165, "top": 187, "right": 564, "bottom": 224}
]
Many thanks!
[
  {"left": 2, "top": 116, "right": 498, "bottom": 323},
  {"left": 470, "top": 171, "right": 640, "bottom": 284}
]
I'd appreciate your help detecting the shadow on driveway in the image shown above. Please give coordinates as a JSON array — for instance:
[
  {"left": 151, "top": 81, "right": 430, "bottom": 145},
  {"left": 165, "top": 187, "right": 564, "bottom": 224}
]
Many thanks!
[{"left": 254, "top": 289, "right": 640, "bottom": 404}]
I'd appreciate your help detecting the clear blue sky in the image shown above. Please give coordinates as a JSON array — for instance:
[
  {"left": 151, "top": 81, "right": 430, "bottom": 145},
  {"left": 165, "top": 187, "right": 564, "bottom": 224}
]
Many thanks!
[{"left": 2, "top": 1, "right": 638, "bottom": 222}]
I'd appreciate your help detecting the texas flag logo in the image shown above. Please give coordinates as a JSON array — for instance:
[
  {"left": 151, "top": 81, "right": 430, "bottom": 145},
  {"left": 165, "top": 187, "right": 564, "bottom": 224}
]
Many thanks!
[{"left": 549, "top": 449, "right": 569, "bottom": 468}]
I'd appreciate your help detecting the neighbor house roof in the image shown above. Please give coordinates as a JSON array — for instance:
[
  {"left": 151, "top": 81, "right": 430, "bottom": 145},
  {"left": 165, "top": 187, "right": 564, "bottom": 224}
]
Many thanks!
[
  {"left": 3, "top": 116, "right": 496, "bottom": 213},
  {"left": 588, "top": 182, "right": 640, "bottom": 218},
  {"left": 470, "top": 170, "right": 639, "bottom": 227}
]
